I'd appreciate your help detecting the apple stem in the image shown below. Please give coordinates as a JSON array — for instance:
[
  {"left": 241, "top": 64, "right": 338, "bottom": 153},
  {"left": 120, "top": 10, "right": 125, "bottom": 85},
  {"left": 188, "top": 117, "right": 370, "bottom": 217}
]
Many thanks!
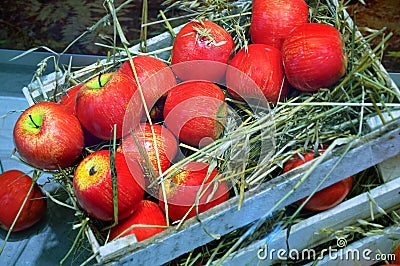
[
  {"left": 98, "top": 72, "right": 103, "bottom": 87},
  {"left": 89, "top": 166, "right": 97, "bottom": 176},
  {"left": 29, "top": 114, "right": 40, "bottom": 129}
]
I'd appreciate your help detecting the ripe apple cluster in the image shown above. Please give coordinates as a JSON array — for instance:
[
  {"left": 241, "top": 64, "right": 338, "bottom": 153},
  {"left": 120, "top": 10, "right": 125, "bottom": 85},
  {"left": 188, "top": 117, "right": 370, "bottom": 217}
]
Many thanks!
[
  {"left": 170, "top": 1, "right": 347, "bottom": 108},
  {"left": 250, "top": 0, "right": 347, "bottom": 93},
  {"left": 11, "top": 53, "right": 232, "bottom": 241},
  {"left": 166, "top": 1, "right": 351, "bottom": 215},
  {"left": 9, "top": 0, "right": 350, "bottom": 239}
]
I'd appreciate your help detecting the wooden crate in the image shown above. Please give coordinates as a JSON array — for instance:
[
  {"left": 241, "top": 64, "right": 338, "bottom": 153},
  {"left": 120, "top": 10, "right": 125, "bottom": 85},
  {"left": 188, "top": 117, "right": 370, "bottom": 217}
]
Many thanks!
[
  {"left": 20, "top": 0, "right": 400, "bottom": 265},
  {"left": 86, "top": 118, "right": 400, "bottom": 265}
]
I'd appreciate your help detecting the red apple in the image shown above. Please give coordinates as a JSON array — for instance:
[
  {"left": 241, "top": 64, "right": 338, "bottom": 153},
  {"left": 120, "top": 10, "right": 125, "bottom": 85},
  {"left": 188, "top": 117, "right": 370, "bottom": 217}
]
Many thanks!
[
  {"left": 226, "top": 44, "right": 290, "bottom": 104},
  {"left": 118, "top": 123, "right": 178, "bottom": 176},
  {"left": 13, "top": 101, "right": 84, "bottom": 170},
  {"left": 117, "top": 56, "right": 177, "bottom": 122},
  {"left": 118, "top": 123, "right": 178, "bottom": 197},
  {"left": 57, "top": 83, "right": 103, "bottom": 147},
  {"left": 110, "top": 200, "right": 167, "bottom": 242},
  {"left": 282, "top": 23, "right": 347, "bottom": 92},
  {"left": 283, "top": 150, "right": 353, "bottom": 211},
  {"left": 250, "top": 0, "right": 309, "bottom": 50},
  {"left": 0, "top": 170, "right": 47, "bottom": 232},
  {"left": 163, "top": 81, "right": 227, "bottom": 147},
  {"left": 159, "top": 162, "right": 229, "bottom": 222},
  {"left": 171, "top": 20, "right": 234, "bottom": 82},
  {"left": 75, "top": 72, "right": 142, "bottom": 140},
  {"left": 73, "top": 150, "right": 145, "bottom": 221}
]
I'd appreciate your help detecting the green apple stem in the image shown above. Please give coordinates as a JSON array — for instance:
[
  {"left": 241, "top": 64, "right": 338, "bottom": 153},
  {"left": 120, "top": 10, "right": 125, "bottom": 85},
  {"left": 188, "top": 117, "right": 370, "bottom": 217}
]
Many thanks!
[{"left": 29, "top": 114, "right": 40, "bottom": 129}]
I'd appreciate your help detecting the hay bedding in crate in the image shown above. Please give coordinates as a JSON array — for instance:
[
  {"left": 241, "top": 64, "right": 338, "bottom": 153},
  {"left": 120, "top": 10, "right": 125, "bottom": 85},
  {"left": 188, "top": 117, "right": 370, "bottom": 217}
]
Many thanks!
[{"left": 13, "top": 0, "right": 400, "bottom": 264}]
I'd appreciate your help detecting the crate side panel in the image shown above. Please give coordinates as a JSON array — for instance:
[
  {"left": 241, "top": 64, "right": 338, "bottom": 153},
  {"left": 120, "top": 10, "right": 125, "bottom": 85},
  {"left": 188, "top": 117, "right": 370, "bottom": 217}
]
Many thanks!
[{"left": 216, "top": 176, "right": 400, "bottom": 265}]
